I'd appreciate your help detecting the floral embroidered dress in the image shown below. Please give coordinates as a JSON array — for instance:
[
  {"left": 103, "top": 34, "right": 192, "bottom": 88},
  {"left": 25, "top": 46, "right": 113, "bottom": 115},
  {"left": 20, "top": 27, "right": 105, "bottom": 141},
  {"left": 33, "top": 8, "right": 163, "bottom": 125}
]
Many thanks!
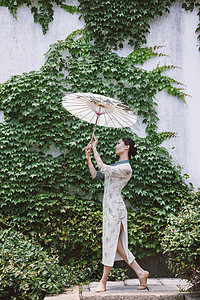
[{"left": 95, "top": 160, "right": 135, "bottom": 267}]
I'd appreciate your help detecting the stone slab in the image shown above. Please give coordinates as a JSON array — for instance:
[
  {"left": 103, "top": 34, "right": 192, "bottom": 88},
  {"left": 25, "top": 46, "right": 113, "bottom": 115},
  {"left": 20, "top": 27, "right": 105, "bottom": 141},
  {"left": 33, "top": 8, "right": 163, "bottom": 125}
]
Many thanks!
[
  {"left": 44, "top": 286, "right": 79, "bottom": 300},
  {"left": 90, "top": 286, "right": 148, "bottom": 293},
  {"left": 124, "top": 279, "right": 141, "bottom": 286},
  {"left": 125, "top": 278, "right": 162, "bottom": 287},
  {"left": 80, "top": 291, "right": 184, "bottom": 300},
  {"left": 89, "top": 281, "right": 125, "bottom": 292},
  {"left": 148, "top": 285, "right": 179, "bottom": 292},
  {"left": 82, "top": 285, "right": 90, "bottom": 293},
  {"left": 90, "top": 281, "right": 125, "bottom": 288},
  {"left": 159, "top": 279, "right": 188, "bottom": 286},
  {"left": 81, "top": 279, "right": 186, "bottom": 300},
  {"left": 184, "top": 293, "right": 200, "bottom": 300},
  {"left": 158, "top": 278, "right": 191, "bottom": 291}
]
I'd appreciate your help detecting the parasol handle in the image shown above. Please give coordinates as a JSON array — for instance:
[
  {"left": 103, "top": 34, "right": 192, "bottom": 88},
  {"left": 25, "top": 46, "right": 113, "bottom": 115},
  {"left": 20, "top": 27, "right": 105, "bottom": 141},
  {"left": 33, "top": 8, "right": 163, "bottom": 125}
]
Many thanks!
[{"left": 86, "top": 115, "right": 100, "bottom": 165}]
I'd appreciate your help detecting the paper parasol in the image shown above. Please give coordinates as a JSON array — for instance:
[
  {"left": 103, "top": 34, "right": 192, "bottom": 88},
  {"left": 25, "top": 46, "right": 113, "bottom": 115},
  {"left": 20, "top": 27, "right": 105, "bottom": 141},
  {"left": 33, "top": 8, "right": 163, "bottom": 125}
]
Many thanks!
[{"left": 62, "top": 92, "right": 137, "bottom": 163}]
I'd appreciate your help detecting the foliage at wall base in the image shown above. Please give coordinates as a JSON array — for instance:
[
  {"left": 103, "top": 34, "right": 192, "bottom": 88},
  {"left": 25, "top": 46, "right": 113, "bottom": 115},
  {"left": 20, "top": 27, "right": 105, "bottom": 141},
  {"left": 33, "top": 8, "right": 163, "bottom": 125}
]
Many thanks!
[
  {"left": 0, "top": 226, "right": 72, "bottom": 300},
  {"left": 161, "top": 194, "right": 200, "bottom": 291}
]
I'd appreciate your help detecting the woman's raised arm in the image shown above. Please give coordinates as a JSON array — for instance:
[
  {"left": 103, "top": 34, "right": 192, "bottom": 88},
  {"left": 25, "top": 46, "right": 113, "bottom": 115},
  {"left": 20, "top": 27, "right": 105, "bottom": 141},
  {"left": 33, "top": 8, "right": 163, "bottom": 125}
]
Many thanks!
[
  {"left": 85, "top": 143, "right": 97, "bottom": 179},
  {"left": 92, "top": 136, "right": 104, "bottom": 170}
]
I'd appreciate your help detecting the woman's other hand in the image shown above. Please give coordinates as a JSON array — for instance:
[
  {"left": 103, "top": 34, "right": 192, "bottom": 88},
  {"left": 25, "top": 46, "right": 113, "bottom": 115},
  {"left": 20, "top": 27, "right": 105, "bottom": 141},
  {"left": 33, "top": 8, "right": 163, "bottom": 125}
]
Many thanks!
[
  {"left": 85, "top": 142, "right": 92, "bottom": 156},
  {"left": 92, "top": 136, "right": 98, "bottom": 149}
]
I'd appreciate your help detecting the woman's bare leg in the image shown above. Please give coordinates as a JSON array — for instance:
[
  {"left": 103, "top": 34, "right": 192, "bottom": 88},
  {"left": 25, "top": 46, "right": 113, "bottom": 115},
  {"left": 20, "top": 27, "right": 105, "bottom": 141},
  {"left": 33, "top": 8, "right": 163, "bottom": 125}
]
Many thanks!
[
  {"left": 96, "top": 265, "right": 112, "bottom": 292},
  {"left": 117, "top": 237, "right": 145, "bottom": 277},
  {"left": 101, "top": 265, "right": 112, "bottom": 284},
  {"left": 117, "top": 222, "right": 149, "bottom": 289},
  {"left": 96, "top": 222, "right": 149, "bottom": 292}
]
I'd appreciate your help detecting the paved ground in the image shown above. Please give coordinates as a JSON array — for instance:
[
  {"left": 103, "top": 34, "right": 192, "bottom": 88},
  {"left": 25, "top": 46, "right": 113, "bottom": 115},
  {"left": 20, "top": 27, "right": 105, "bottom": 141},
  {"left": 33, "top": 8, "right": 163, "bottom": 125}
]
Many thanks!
[
  {"left": 44, "top": 278, "right": 200, "bottom": 300},
  {"left": 45, "top": 285, "right": 79, "bottom": 300}
]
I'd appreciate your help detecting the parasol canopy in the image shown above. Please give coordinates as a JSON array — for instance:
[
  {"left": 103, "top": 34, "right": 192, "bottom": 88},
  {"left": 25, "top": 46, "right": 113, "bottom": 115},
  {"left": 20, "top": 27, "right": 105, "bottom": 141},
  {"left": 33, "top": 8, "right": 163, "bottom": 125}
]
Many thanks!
[
  {"left": 62, "top": 92, "right": 137, "bottom": 128},
  {"left": 62, "top": 93, "right": 137, "bottom": 164}
]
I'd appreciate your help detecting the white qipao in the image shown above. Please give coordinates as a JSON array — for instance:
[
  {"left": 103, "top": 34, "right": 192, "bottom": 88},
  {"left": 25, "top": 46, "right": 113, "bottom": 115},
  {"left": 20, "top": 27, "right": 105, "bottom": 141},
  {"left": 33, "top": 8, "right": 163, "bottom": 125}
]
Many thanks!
[{"left": 95, "top": 160, "right": 135, "bottom": 267}]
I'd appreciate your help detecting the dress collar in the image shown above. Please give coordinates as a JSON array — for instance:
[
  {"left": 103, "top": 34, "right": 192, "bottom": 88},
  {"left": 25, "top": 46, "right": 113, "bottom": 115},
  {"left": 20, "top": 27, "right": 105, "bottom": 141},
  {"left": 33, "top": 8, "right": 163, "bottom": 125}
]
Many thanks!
[{"left": 115, "top": 160, "right": 129, "bottom": 165}]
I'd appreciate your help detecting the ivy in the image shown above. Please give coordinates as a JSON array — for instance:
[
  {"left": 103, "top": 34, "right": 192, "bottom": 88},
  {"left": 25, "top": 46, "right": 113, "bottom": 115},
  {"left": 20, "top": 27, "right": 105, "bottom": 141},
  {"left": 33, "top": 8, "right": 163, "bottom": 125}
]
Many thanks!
[
  {"left": 182, "top": 1, "right": 200, "bottom": 50},
  {"left": 44, "top": 30, "right": 186, "bottom": 134},
  {"left": 0, "top": 31, "right": 193, "bottom": 274},
  {"left": 0, "top": 0, "right": 78, "bottom": 34},
  {"left": 78, "top": 0, "right": 200, "bottom": 49},
  {"left": 0, "top": 0, "right": 199, "bottom": 48},
  {"left": 78, "top": 0, "right": 174, "bottom": 48}
]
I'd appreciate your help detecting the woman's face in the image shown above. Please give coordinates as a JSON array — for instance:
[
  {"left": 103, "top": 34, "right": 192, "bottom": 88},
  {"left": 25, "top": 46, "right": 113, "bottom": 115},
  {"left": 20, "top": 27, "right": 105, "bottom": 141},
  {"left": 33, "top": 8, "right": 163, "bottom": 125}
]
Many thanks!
[{"left": 115, "top": 139, "right": 128, "bottom": 156}]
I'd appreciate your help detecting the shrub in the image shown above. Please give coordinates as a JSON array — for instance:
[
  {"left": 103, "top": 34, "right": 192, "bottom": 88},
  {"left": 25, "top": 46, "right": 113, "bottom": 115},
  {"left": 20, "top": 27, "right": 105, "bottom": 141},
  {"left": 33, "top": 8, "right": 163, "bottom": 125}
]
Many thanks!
[
  {"left": 128, "top": 207, "right": 166, "bottom": 258},
  {"left": 3, "top": 194, "right": 103, "bottom": 269},
  {"left": 0, "top": 228, "right": 71, "bottom": 300},
  {"left": 161, "top": 195, "right": 200, "bottom": 290}
]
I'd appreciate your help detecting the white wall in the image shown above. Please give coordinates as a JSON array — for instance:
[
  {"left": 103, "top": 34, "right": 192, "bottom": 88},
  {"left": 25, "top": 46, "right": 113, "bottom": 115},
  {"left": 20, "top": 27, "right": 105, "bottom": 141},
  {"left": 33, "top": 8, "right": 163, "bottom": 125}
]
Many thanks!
[
  {"left": 0, "top": 1, "right": 84, "bottom": 83},
  {"left": 0, "top": 1, "right": 200, "bottom": 188},
  {"left": 147, "top": 1, "right": 200, "bottom": 189}
]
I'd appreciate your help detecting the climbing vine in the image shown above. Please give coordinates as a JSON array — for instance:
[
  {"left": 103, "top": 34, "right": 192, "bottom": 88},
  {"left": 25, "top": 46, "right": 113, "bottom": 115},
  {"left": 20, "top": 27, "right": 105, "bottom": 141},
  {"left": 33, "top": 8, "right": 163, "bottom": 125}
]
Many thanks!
[
  {"left": 0, "top": 0, "right": 198, "bottom": 295},
  {"left": 0, "top": 30, "right": 193, "bottom": 272},
  {"left": 0, "top": 0, "right": 78, "bottom": 34},
  {"left": 44, "top": 30, "right": 186, "bottom": 134},
  {"left": 79, "top": 0, "right": 175, "bottom": 48},
  {"left": 78, "top": 0, "right": 200, "bottom": 49},
  {"left": 0, "top": 0, "right": 200, "bottom": 48}
]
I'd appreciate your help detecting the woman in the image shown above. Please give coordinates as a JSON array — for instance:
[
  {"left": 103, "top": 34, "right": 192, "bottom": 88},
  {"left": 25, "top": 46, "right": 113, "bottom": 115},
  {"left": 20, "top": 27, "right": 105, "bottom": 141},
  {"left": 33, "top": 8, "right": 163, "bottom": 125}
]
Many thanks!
[{"left": 85, "top": 136, "right": 149, "bottom": 292}]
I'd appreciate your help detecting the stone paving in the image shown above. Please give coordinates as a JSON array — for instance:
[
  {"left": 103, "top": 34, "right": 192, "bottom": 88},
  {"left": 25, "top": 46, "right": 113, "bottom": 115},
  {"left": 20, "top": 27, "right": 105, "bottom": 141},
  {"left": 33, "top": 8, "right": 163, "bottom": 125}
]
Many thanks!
[
  {"left": 81, "top": 278, "right": 191, "bottom": 299},
  {"left": 44, "top": 278, "right": 200, "bottom": 300},
  {"left": 44, "top": 286, "right": 79, "bottom": 300}
]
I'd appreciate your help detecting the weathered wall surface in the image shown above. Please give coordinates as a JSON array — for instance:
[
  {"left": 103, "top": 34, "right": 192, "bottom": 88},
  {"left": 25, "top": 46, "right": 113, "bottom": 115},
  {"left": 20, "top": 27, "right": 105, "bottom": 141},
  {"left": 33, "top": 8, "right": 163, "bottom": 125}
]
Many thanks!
[
  {"left": 0, "top": 1, "right": 84, "bottom": 82},
  {"left": 0, "top": 1, "right": 200, "bottom": 188},
  {"left": 148, "top": 2, "right": 200, "bottom": 189}
]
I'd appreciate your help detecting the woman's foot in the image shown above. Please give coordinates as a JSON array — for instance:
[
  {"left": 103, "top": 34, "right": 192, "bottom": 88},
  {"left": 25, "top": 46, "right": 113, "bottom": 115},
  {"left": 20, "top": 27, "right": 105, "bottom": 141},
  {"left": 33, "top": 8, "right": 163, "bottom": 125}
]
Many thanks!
[
  {"left": 137, "top": 271, "right": 149, "bottom": 290},
  {"left": 95, "top": 281, "right": 106, "bottom": 292}
]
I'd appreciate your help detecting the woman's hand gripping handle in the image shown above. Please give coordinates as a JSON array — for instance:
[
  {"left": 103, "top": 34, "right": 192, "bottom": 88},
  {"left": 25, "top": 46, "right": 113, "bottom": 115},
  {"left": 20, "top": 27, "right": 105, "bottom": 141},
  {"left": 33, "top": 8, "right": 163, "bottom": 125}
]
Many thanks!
[{"left": 85, "top": 141, "right": 92, "bottom": 165}]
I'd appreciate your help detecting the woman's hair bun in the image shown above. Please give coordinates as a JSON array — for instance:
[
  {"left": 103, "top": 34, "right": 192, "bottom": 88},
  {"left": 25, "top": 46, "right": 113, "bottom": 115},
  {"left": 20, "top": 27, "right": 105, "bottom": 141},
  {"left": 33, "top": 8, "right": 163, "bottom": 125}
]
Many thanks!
[{"left": 122, "top": 137, "right": 137, "bottom": 159}]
